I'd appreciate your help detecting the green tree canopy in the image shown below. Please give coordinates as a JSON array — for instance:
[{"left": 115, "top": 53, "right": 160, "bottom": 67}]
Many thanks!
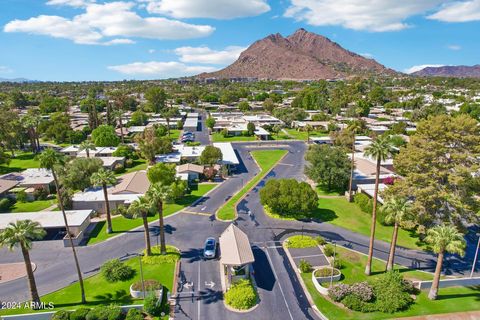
[
  {"left": 305, "top": 144, "right": 351, "bottom": 191},
  {"left": 60, "top": 157, "right": 103, "bottom": 191},
  {"left": 147, "top": 163, "right": 176, "bottom": 185},
  {"left": 91, "top": 125, "right": 120, "bottom": 147},
  {"left": 199, "top": 145, "right": 222, "bottom": 166}
]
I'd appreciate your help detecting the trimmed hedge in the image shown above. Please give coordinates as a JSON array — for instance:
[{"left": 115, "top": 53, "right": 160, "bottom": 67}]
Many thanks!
[
  {"left": 299, "top": 259, "right": 312, "bottom": 273},
  {"left": 354, "top": 193, "right": 373, "bottom": 214},
  {"left": 142, "top": 245, "right": 181, "bottom": 265},
  {"left": 144, "top": 293, "right": 162, "bottom": 316},
  {"left": 125, "top": 309, "right": 143, "bottom": 320},
  {"left": 285, "top": 235, "right": 318, "bottom": 248},
  {"left": 100, "top": 259, "right": 135, "bottom": 283},
  {"left": 224, "top": 279, "right": 257, "bottom": 310},
  {"left": 51, "top": 310, "right": 70, "bottom": 320},
  {"left": 85, "top": 305, "right": 124, "bottom": 320},
  {"left": 70, "top": 307, "right": 90, "bottom": 320}
]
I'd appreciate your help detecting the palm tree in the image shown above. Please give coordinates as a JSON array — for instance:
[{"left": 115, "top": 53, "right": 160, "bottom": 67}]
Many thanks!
[
  {"left": 363, "top": 135, "right": 395, "bottom": 275},
  {"left": 162, "top": 106, "right": 179, "bottom": 138},
  {"left": 146, "top": 183, "right": 172, "bottom": 255},
  {"left": 425, "top": 225, "right": 465, "bottom": 300},
  {"left": 304, "top": 124, "right": 313, "bottom": 144},
  {"left": 113, "top": 110, "right": 125, "bottom": 143},
  {"left": 346, "top": 121, "right": 362, "bottom": 202},
  {"left": 37, "top": 148, "right": 86, "bottom": 303},
  {"left": 91, "top": 168, "right": 117, "bottom": 234},
  {"left": 79, "top": 140, "right": 96, "bottom": 158},
  {"left": 382, "top": 197, "right": 411, "bottom": 271},
  {"left": 0, "top": 220, "right": 46, "bottom": 307},
  {"left": 128, "top": 197, "right": 153, "bottom": 256}
]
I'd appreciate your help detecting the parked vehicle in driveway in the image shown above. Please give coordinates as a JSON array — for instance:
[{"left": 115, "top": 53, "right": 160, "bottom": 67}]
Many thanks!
[{"left": 203, "top": 237, "right": 217, "bottom": 259}]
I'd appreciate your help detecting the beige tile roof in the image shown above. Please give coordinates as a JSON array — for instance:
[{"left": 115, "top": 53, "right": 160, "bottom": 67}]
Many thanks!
[
  {"left": 355, "top": 158, "right": 393, "bottom": 176},
  {"left": 176, "top": 163, "right": 204, "bottom": 174},
  {"left": 0, "top": 179, "right": 18, "bottom": 194},
  {"left": 219, "top": 224, "right": 255, "bottom": 266},
  {"left": 110, "top": 170, "right": 150, "bottom": 195}
]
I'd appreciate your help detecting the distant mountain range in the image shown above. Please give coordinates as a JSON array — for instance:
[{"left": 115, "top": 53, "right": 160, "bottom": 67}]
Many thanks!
[
  {"left": 197, "top": 28, "right": 396, "bottom": 80},
  {"left": 0, "top": 77, "right": 35, "bottom": 83},
  {"left": 412, "top": 65, "right": 480, "bottom": 78}
]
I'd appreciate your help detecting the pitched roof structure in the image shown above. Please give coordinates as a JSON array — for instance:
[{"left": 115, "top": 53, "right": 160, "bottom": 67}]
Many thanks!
[
  {"left": 219, "top": 224, "right": 255, "bottom": 266},
  {"left": 176, "top": 163, "right": 204, "bottom": 174},
  {"left": 110, "top": 170, "right": 149, "bottom": 195}
]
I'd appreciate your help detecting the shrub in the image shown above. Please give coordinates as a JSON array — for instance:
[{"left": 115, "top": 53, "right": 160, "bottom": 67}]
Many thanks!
[
  {"left": 70, "top": 307, "right": 90, "bottom": 320},
  {"left": 34, "top": 187, "right": 48, "bottom": 200},
  {"left": 350, "top": 282, "right": 374, "bottom": 302},
  {"left": 354, "top": 193, "right": 373, "bottom": 213},
  {"left": 0, "top": 198, "right": 14, "bottom": 212},
  {"left": 224, "top": 279, "right": 257, "bottom": 310},
  {"left": 113, "top": 163, "right": 124, "bottom": 174},
  {"left": 100, "top": 259, "right": 135, "bottom": 283},
  {"left": 142, "top": 245, "right": 180, "bottom": 265},
  {"left": 371, "top": 271, "right": 413, "bottom": 313},
  {"left": 143, "top": 293, "right": 162, "bottom": 316},
  {"left": 285, "top": 235, "right": 317, "bottom": 248},
  {"left": 314, "top": 267, "right": 340, "bottom": 277},
  {"left": 315, "top": 236, "right": 326, "bottom": 245},
  {"left": 323, "top": 244, "right": 335, "bottom": 257},
  {"left": 342, "top": 294, "right": 375, "bottom": 313},
  {"left": 329, "top": 283, "right": 350, "bottom": 302},
  {"left": 86, "top": 305, "right": 124, "bottom": 320},
  {"left": 376, "top": 207, "right": 389, "bottom": 226},
  {"left": 299, "top": 259, "right": 312, "bottom": 273},
  {"left": 52, "top": 310, "right": 71, "bottom": 320},
  {"left": 132, "top": 279, "right": 162, "bottom": 291},
  {"left": 16, "top": 190, "right": 28, "bottom": 203},
  {"left": 125, "top": 308, "right": 143, "bottom": 320},
  {"left": 333, "top": 259, "right": 344, "bottom": 269},
  {"left": 125, "top": 159, "right": 134, "bottom": 168}
]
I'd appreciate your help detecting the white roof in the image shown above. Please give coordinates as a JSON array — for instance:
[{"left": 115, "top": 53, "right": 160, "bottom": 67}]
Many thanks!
[
  {"left": 213, "top": 142, "right": 239, "bottom": 165},
  {"left": 0, "top": 168, "right": 54, "bottom": 185},
  {"left": 97, "top": 157, "right": 124, "bottom": 167},
  {"left": 0, "top": 210, "right": 92, "bottom": 229},
  {"left": 60, "top": 145, "right": 80, "bottom": 153},
  {"left": 128, "top": 126, "right": 147, "bottom": 133},
  {"left": 184, "top": 117, "right": 198, "bottom": 128},
  {"left": 72, "top": 187, "right": 142, "bottom": 202},
  {"left": 156, "top": 152, "right": 181, "bottom": 163},
  {"left": 356, "top": 183, "right": 387, "bottom": 204},
  {"left": 254, "top": 127, "right": 270, "bottom": 136}
]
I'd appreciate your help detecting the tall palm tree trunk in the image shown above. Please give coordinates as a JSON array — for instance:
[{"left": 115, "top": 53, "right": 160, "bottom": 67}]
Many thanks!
[
  {"left": 118, "top": 115, "right": 124, "bottom": 143},
  {"left": 365, "top": 159, "right": 381, "bottom": 275},
  {"left": 86, "top": 149, "right": 90, "bottom": 158},
  {"left": 158, "top": 201, "right": 166, "bottom": 255},
  {"left": 102, "top": 184, "right": 113, "bottom": 234},
  {"left": 20, "top": 242, "right": 41, "bottom": 307},
  {"left": 35, "top": 127, "right": 40, "bottom": 153},
  {"left": 142, "top": 213, "right": 152, "bottom": 256},
  {"left": 52, "top": 171, "right": 86, "bottom": 303},
  {"left": 386, "top": 222, "right": 399, "bottom": 271},
  {"left": 428, "top": 252, "right": 444, "bottom": 300},
  {"left": 348, "top": 141, "right": 355, "bottom": 202}
]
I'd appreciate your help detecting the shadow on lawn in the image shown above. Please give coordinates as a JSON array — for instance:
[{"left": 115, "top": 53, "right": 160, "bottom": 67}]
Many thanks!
[{"left": 436, "top": 286, "right": 480, "bottom": 301}]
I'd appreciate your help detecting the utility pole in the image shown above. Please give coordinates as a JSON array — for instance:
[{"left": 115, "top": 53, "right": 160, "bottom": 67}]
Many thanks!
[{"left": 470, "top": 234, "right": 480, "bottom": 278}]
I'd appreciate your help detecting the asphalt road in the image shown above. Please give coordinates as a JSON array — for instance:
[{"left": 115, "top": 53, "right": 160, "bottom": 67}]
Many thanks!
[
  {"left": 193, "top": 110, "right": 210, "bottom": 146},
  {"left": 0, "top": 141, "right": 478, "bottom": 320}
]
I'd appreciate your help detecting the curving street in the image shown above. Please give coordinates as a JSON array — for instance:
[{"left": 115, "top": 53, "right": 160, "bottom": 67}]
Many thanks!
[{"left": 0, "top": 141, "right": 478, "bottom": 320}]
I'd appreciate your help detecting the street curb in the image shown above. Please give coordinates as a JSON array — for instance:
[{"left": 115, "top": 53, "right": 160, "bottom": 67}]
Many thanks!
[
  {"left": 282, "top": 241, "right": 329, "bottom": 320},
  {"left": 215, "top": 150, "right": 288, "bottom": 222},
  {"left": 87, "top": 182, "right": 222, "bottom": 247}
]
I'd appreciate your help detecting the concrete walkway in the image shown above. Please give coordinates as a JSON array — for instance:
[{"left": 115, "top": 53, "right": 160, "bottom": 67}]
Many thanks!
[{"left": 399, "top": 311, "right": 480, "bottom": 320}]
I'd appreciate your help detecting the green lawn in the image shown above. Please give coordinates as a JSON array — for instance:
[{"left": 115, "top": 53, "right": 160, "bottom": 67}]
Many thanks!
[
  {"left": 301, "top": 246, "right": 479, "bottom": 319},
  {"left": 284, "top": 128, "right": 329, "bottom": 141},
  {"left": 0, "top": 254, "right": 176, "bottom": 316},
  {"left": 168, "top": 129, "right": 181, "bottom": 141},
  {"left": 0, "top": 151, "right": 40, "bottom": 174},
  {"left": 87, "top": 183, "right": 216, "bottom": 244},
  {"left": 211, "top": 132, "right": 256, "bottom": 142},
  {"left": 315, "top": 197, "right": 425, "bottom": 250},
  {"left": 316, "top": 186, "right": 344, "bottom": 196},
  {"left": 10, "top": 199, "right": 57, "bottom": 212},
  {"left": 216, "top": 149, "right": 287, "bottom": 220},
  {"left": 116, "top": 159, "right": 148, "bottom": 176}
]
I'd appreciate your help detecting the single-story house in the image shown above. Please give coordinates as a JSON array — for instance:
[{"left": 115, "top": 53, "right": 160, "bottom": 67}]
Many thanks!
[
  {"left": 0, "top": 169, "right": 55, "bottom": 193},
  {"left": 219, "top": 224, "right": 255, "bottom": 289},
  {"left": 356, "top": 183, "right": 388, "bottom": 204},
  {"left": 96, "top": 157, "right": 125, "bottom": 170},
  {"left": 176, "top": 163, "right": 204, "bottom": 181},
  {"left": 0, "top": 179, "right": 19, "bottom": 197},
  {"left": 0, "top": 210, "right": 93, "bottom": 247}
]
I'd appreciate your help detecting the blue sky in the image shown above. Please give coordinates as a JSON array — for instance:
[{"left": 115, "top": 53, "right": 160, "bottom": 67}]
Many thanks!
[{"left": 0, "top": 0, "right": 479, "bottom": 81}]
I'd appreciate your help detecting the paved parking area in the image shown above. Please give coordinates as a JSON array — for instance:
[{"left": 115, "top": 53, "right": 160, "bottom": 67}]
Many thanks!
[{"left": 289, "top": 246, "right": 329, "bottom": 269}]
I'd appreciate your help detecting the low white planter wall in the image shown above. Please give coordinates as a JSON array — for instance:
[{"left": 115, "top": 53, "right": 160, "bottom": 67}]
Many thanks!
[
  {"left": 314, "top": 268, "right": 342, "bottom": 283},
  {"left": 129, "top": 284, "right": 163, "bottom": 299},
  {"left": 311, "top": 271, "right": 329, "bottom": 295}
]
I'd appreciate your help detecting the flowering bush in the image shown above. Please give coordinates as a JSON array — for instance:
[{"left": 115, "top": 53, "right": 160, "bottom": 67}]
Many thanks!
[
  {"left": 328, "top": 283, "right": 350, "bottom": 302},
  {"left": 350, "top": 282, "right": 374, "bottom": 302}
]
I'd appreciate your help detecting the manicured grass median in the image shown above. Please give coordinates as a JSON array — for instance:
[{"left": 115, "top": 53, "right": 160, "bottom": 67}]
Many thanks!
[
  {"left": 211, "top": 133, "right": 256, "bottom": 142},
  {"left": 316, "top": 197, "right": 425, "bottom": 250},
  {"left": 284, "top": 129, "right": 328, "bottom": 141},
  {"left": 301, "top": 246, "right": 478, "bottom": 319},
  {"left": 10, "top": 199, "right": 57, "bottom": 212},
  {"left": 87, "top": 183, "right": 216, "bottom": 244},
  {"left": 0, "top": 254, "right": 176, "bottom": 316},
  {"left": 216, "top": 149, "right": 287, "bottom": 220},
  {"left": 0, "top": 151, "right": 40, "bottom": 174}
]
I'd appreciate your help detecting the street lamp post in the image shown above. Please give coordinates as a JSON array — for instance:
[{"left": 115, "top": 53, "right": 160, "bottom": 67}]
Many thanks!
[
  {"left": 470, "top": 233, "right": 480, "bottom": 278},
  {"left": 330, "top": 241, "right": 336, "bottom": 288},
  {"left": 135, "top": 253, "right": 146, "bottom": 298}
]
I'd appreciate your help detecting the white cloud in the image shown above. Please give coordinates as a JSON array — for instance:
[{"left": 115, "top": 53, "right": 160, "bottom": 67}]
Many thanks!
[
  {"left": 174, "top": 46, "right": 246, "bottom": 65},
  {"left": 428, "top": 0, "right": 480, "bottom": 22},
  {"left": 148, "top": 49, "right": 156, "bottom": 54},
  {"left": 143, "top": 0, "right": 270, "bottom": 19},
  {"left": 447, "top": 44, "right": 461, "bottom": 50},
  {"left": 360, "top": 52, "right": 374, "bottom": 58},
  {"left": 108, "top": 61, "right": 216, "bottom": 77},
  {"left": 0, "top": 66, "right": 13, "bottom": 74},
  {"left": 284, "top": 0, "right": 444, "bottom": 32},
  {"left": 404, "top": 64, "right": 445, "bottom": 74},
  {"left": 46, "top": 0, "right": 95, "bottom": 7},
  {"left": 4, "top": 1, "right": 214, "bottom": 45}
]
